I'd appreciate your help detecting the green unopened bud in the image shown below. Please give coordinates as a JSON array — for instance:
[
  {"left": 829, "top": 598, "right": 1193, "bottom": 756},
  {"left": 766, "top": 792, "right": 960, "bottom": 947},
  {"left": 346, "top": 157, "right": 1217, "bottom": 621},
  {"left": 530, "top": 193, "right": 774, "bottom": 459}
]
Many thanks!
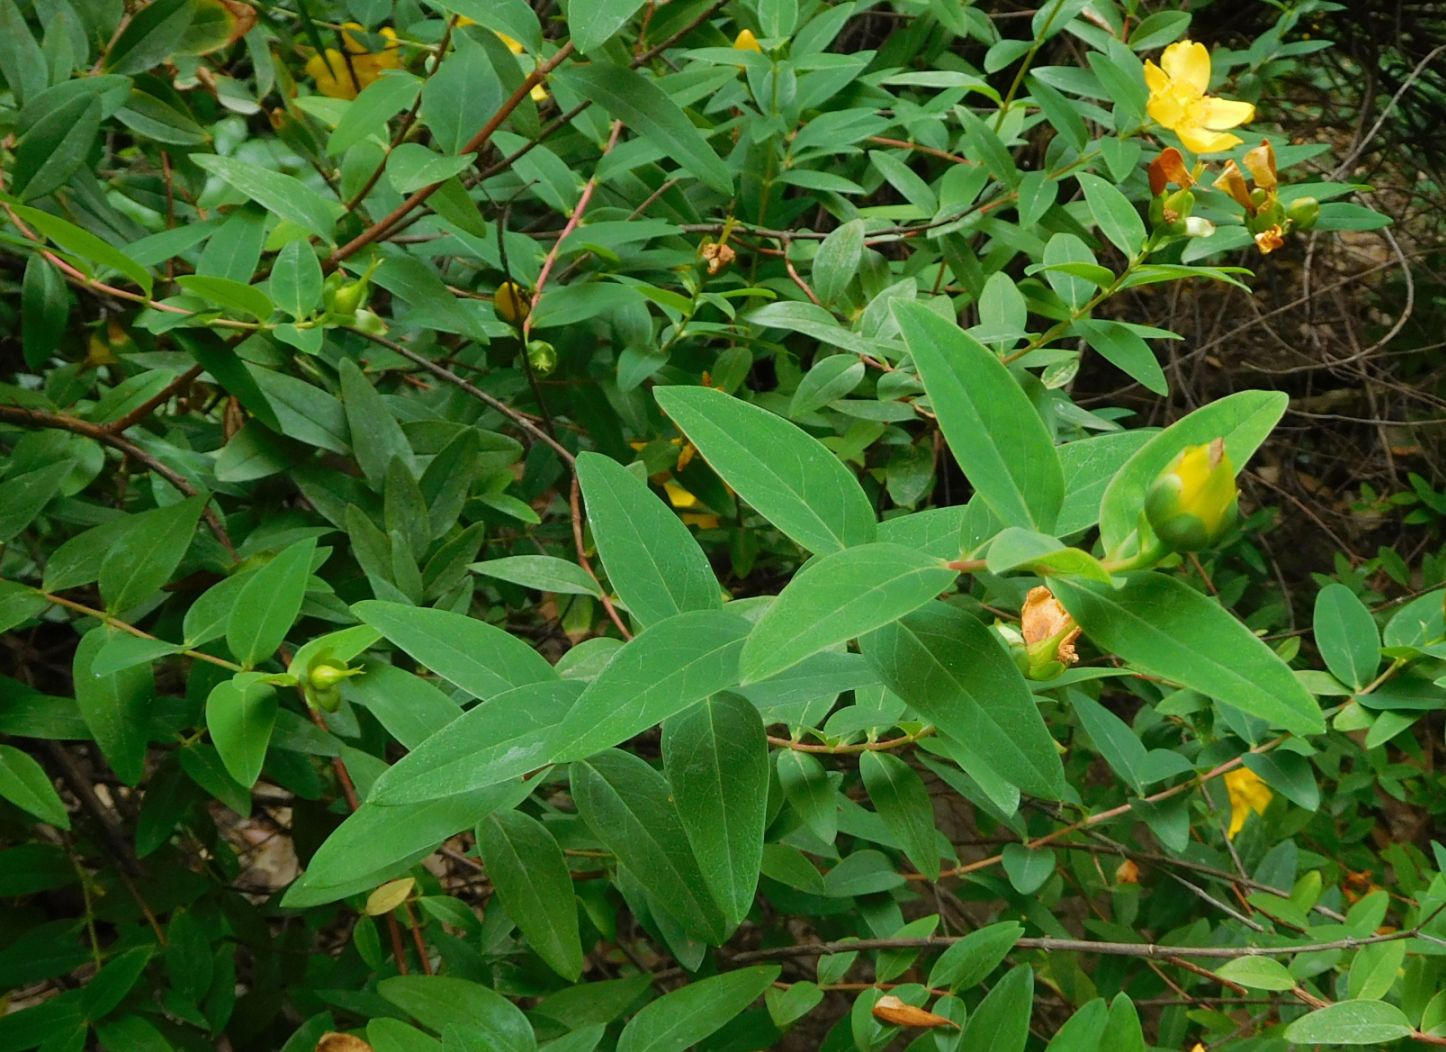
[
  {"left": 304, "top": 658, "right": 360, "bottom": 711},
  {"left": 1144, "top": 438, "right": 1239, "bottom": 551},
  {"left": 526, "top": 339, "right": 556, "bottom": 376},
  {"left": 1287, "top": 196, "right": 1320, "bottom": 230},
  {"left": 992, "top": 622, "right": 1030, "bottom": 677},
  {"left": 1249, "top": 187, "right": 1270, "bottom": 209},
  {"left": 352, "top": 308, "right": 388, "bottom": 335},
  {"left": 495, "top": 281, "right": 530, "bottom": 327},
  {"left": 1162, "top": 188, "right": 1194, "bottom": 222},
  {"left": 325, "top": 272, "right": 367, "bottom": 317}
]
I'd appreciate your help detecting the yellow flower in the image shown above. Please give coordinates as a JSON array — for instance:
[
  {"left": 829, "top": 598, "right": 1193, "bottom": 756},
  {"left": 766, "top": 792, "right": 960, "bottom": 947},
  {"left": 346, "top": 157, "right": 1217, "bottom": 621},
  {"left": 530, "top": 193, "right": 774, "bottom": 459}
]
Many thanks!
[
  {"left": 663, "top": 479, "right": 699, "bottom": 509},
  {"left": 1223, "top": 767, "right": 1273, "bottom": 839},
  {"left": 733, "top": 28, "right": 762, "bottom": 53},
  {"left": 305, "top": 24, "right": 402, "bottom": 100},
  {"left": 1143, "top": 41, "right": 1255, "bottom": 155},
  {"left": 1144, "top": 438, "right": 1238, "bottom": 551}
]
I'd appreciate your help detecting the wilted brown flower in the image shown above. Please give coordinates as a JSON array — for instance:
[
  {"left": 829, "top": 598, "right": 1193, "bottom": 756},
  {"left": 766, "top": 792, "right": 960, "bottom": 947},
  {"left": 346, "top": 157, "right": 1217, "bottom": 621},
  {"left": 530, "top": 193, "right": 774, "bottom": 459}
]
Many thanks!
[
  {"left": 1115, "top": 859, "right": 1141, "bottom": 884},
  {"left": 317, "top": 1034, "right": 374, "bottom": 1052},
  {"left": 700, "top": 241, "right": 737, "bottom": 275},
  {"left": 872, "top": 995, "right": 960, "bottom": 1029},
  {"left": 1020, "top": 586, "right": 1080, "bottom": 667}
]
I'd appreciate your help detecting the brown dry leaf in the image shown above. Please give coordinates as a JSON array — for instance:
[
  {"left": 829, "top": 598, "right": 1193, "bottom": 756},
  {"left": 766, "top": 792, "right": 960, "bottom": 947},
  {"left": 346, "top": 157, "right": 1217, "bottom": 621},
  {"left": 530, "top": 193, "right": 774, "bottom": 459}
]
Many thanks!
[
  {"left": 871, "top": 994, "right": 959, "bottom": 1029},
  {"left": 364, "top": 877, "right": 415, "bottom": 916},
  {"left": 317, "top": 1033, "right": 374, "bottom": 1052}
]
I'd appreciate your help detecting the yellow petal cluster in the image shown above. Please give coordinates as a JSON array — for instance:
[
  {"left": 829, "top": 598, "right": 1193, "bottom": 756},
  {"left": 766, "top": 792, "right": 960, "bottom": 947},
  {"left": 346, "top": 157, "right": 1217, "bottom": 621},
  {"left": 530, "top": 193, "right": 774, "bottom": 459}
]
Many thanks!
[
  {"left": 1144, "top": 438, "right": 1238, "bottom": 551},
  {"left": 305, "top": 24, "right": 403, "bottom": 100},
  {"left": 1143, "top": 41, "right": 1254, "bottom": 155},
  {"left": 1223, "top": 767, "right": 1273, "bottom": 839}
]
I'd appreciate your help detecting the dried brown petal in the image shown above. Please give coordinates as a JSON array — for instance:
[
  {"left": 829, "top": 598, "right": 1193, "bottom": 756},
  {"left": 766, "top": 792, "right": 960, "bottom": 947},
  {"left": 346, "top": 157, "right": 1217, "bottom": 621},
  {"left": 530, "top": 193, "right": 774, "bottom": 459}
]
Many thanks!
[
  {"left": 317, "top": 1034, "right": 374, "bottom": 1052},
  {"left": 1115, "top": 859, "right": 1141, "bottom": 884},
  {"left": 1242, "top": 139, "right": 1277, "bottom": 190},
  {"left": 1148, "top": 147, "right": 1193, "bottom": 195},
  {"left": 872, "top": 994, "right": 960, "bottom": 1029},
  {"left": 1213, "top": 160, "right": 1253, "bottom": 210},
  {"left": 1020, "top": 587, "right": 1081, "bottom": 666}
]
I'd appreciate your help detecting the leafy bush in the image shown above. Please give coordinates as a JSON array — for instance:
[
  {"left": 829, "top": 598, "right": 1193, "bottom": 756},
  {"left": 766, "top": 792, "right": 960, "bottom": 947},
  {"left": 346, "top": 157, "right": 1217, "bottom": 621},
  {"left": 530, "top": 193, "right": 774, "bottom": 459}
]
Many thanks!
[{"left": 1, "top": 0, "right": 1443, "bottom": 1050}]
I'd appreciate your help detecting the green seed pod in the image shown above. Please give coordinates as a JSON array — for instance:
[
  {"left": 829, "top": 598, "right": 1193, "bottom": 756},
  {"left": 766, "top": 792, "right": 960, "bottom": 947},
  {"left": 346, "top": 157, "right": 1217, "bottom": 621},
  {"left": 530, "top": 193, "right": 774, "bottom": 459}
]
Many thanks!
[
  {"left": 1287, "top": 196, "right": 1320, "bottom": 230},
  {"left": 526, "top": 339, "right": 557, "bottom": 376},
  {"left": 1144, "top": 438, "right": 1239, "bottom": 552}
]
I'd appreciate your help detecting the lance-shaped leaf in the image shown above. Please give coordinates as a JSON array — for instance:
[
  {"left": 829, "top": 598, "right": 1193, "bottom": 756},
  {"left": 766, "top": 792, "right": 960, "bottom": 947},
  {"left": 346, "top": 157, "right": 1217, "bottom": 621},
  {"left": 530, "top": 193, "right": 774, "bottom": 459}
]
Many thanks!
[
  {"left": 893, "top": 301, "right": 1063, "bottom": 532},
  {"left": 576, "top": 452, "right": 721, "bottom": 627},
  {"left": 477, "top": 810, "right": 583, "bottom": 980},
  {"left": 662, "top": 694, "right": 768, "bottom": 927},
  {"left": 369, "top": 680, "right": 581, "bottom": 804},
  {"left": 355, "top": 600, "right": 557, "bottom": 701},
  {"left": 863, "top": 602, "right": 1065, "bottom": 799},
  {"left": 553, "top": 609, "right": 750, "bottom": 761},
  {"left": 1051, "top": 574, "right": 1325, "bottom": 736},
  {"left": 860, "top": 751, "right": 940, "bottom": 879},
  {"left": 741, "top": 543, "right": 958, "bottom": 684},
  {"left": 226, "top": 537, "right": 315, "bottom": 668},
  {"left": 655, "top": 385, "right": 876, "bottom": 555},
  {"left": 72, "top": 626, "right": 152, "bottom": 786},
  {"left": 571, "top": 750, "right": 728, "bottom": 943},
  {"left": 1097, "top": 390, "right": 1286, "bottom": 551},
  {"left": 616, "top": 965, "right": 781, "bottom": 1052},
  {"left": 205, "top": 677, "right": 277, "bottom": 788}
]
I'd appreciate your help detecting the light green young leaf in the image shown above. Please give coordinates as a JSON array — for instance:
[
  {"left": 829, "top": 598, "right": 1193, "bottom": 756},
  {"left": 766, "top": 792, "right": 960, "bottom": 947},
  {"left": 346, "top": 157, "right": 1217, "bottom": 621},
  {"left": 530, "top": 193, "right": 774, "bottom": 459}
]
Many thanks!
[
  {"left": 1214, "top": 956, "right": 1296, "bottom": 991},
  {"left": 576, "top": 452, "right": 722, "bottom": 627},
  {"left": 477, "top": 810, "right": 583, "bottom": 981},
  {"left": 863, "top": 602, "right": 1065, "bottom": 798},
  {"left": 1076, "top": 172, "right": 1147, "bottom": 256},
  {"left": 194, "top": 155, "right": 337, "bottom": 241},
  {"left": 470, "top": 555, "right": 600, "bottom": 597},
  {"left": 571, "top": 750, "right": 728, "bottom": 943},
  {"left": 226, "top": 537, "right": 316, "bottom": 668},
  {"left": 269, "top": 239, "right": 325, "bottom": 319},
  {"left": 1283, "top": 1000, "right": 1413, "bottom": 1045},
  {"left": 656, "top": 385, "right": 876, "bottom": 554},
  {"left": 615, "top": 966, "right": 780, "bottom": 1052},
  {"left": 893, "top": 301, "right": 1063, "bottom": 531},
  {"left": 740, "top": 543, "right": 958, "bottom": 684},
  {"left": 662, "top": 694, "right": 768, "bottom": 927},
  {"left": 1051, "top": 574, "right": 1325, "bottom": 736}
]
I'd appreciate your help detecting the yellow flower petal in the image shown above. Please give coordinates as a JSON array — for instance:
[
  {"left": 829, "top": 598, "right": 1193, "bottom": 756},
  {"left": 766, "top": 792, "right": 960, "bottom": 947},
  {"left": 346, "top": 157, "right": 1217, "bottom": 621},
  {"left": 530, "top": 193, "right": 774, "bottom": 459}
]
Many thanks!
[
  {"left": 496, "top": 30, "right": 525, "bottom": 54},
  {"left": 663, "top": 480, "right": 699, "bottom": 509},
  {"left": 1160, "top": 40, "right": 1210, "bottom": 95},
  {"left": 1146, "top": 88, "right": 1191, "bottom": 130},
  {"left": 1142, "top": 59, "right": 1169, "bottom": 95},
  {"left": 1177, "top": 125, "right": 1243, "bottom": 155},
  {"left": 733, "top": 28, "right": 762, "bottom": 52},
  {"left": 1224, "top": 767, "right": 1273, "bottom": 840},
  {"left": 1194, "top": 96, "right": 1255, "bottom": 131}
]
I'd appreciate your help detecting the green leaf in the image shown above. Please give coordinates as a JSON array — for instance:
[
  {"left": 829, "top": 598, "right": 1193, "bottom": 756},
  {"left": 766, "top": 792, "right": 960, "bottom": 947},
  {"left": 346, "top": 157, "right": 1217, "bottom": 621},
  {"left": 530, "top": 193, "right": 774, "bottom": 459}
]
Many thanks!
[
  {"left": 571, "top": 750, "right": 728, "bottom": 943},
  {"left": 21, "top": 254, "right": 70, "bottom": 368},
  {"left": 1348, "top": 940, "right": 1406, "bottom": 1001},
  {"left": 380, "top": 976, "right": 535, "bottom": 1051},
  {"left": 1283, "top": 1001, "right": 1413, "bottom": 1045},
  {"left": 418, "top": 33, "right": 503, "bottom": 156},
  {"left": 860, "top": 750, "right": 939, "bottom": 879},
  {"left": 1057, "top": 430, "right": 1157, "bottom": 537},
  {"left": 1097, "top": 390, "right": 1287, "bottom": 551},
  {"left": 740, "top": 543, "right": 958, "bottom": 683},
  {"left": 98, "top": 495, "right": 207, "bottom": 613},
  {"left": 328, "top": 72, "right": 422, "bottom": 154},
  {"left": 928, "top": 921, "right": 1022, "bottom": 992},
  {"left": 985, "top": 527, "right": 1112, "bottom": 582},
  {"left": 576, "top": 452, "right": 721, "bottom": 627},
  {"left": 1043, "top": 999, "right": 1109, "bottom": 1052},
  {"left": 812, "top": 219, "right": 865, "bottom": 306},
  {"left": 91, "top": 634, "right": 184, "bottom": 676},
  {"left": 656, "top": 385, "right": 875, "bottom": 554},
  {"left": 339, "top": 357, "right": 414, "bottom": 487},
  {"left": 1314, "top": 584, "right": 1380, "bottom": 690},
  {"left": 344, "top": 664, "right": 459, "bottom": 749},
  {"left": 13, "top": 204, "right": 153, "bottom": 297},
  {"left": 268, "top": 240, "right": 325, "bottom": 319},
  {"left": 1051, "top": 574, "right": 1325, "bottom": 736},
  {"left": 1076, "top": 172, "right": 1147, "bottom": 256},
  {"left": 960, "top": 963, "right": 1033, "bottom": 1052},
  {"left": 0, "top": 461, "right": 74, "bottom": 542},
  {"left": 1074, "top": 319, "right": 1167, "bottom": 396},
  {"left": 776, "top": 749, "right": 836, "bottom": 842},
  {"left": 72, "top": 627, "right": 152, "bottom": 786},
  {"left": 477, "top": 810, "right": 583, "bottom": 980},
  {"left": 790, "top": 355, "right": 865, "bottom": 418},
  {"left": 356, "top": 600, "right": 558, "bottom": 701},
  {"left": 175, "top": 274, "right": 274, "bottom": 319},
  {"left": 0, "top": 580, "right": 47, "bottom": 635},
  {"left": 554, "top": 609, "right": 751, "bottom": 761},
  {"left": 893, "top": 301, "right": 1063, "bottom": 531},
  {"left": 205, "top": 677, "right": 277, "bottom": 788},
  {"left": 369, "top": 679, "right": 579, "bottom": 805},
  {"left": 193, "top": 155, "right": 337, "bottom": 242},
  {"left": 0, "top": 0, "right": 47, "bottom": 107},
  {"left": 568, "top": 0, "right": 646, "bottom": 53},
  {"left": 662, "top": 693, "right": 768, "bottom": 927},
  {"left": 863, "top": 602, "right": 1065, "bottom": 798},
  {"left": 615, "top": 966, "right": 780, "bottom": 1052},
  {"left": 103, "top": 0, "right": 192, "bottom": 72},
  {"left": 11, "top": 92, "right": 102, "bottom": 202},
  {"left": 561, "top": 63, "right": 731, "bottom": 195},
  {"left": 1214, "top": 956, "right": 1296, "bottom": 991},
  {"left": 0, "top": 744, "right": 69, "bottom": 827},
  {"left": 226, "top": 537, "right": 316, "bottom": 668},
  {"left": 470, "top": 556, "right": 600, "bottom": 597}
]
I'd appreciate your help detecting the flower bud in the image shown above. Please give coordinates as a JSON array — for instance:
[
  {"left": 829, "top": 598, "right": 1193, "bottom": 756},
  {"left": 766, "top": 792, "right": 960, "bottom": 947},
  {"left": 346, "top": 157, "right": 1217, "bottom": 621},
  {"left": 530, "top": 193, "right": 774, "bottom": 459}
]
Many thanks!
[
  {"left": 733, "top": 28, "right": 762, "bottom": 53},
  {"left": 1144, "top": 438, "right": 1239, "bottom": 551},
  {"left": 494, "top": 280, "right": 529, "bottom": 327},
  {"left": 352, "top": 308, "right": 388, "bottom": 335},
  {"left": 1287, "top": 196, "right": 1320, "bottom": 230},
  {"left": 526, "top": 339, "right": 556, "bottom": 376},
  {"left": 1183, "top": 216, "right": 1215, "bottom": 238},
  {"left": 325, "top": 272, "right": 367, "bottom": 317},
  {"left": 304, "top": 658, "right": 360, "bottom": 711}
]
